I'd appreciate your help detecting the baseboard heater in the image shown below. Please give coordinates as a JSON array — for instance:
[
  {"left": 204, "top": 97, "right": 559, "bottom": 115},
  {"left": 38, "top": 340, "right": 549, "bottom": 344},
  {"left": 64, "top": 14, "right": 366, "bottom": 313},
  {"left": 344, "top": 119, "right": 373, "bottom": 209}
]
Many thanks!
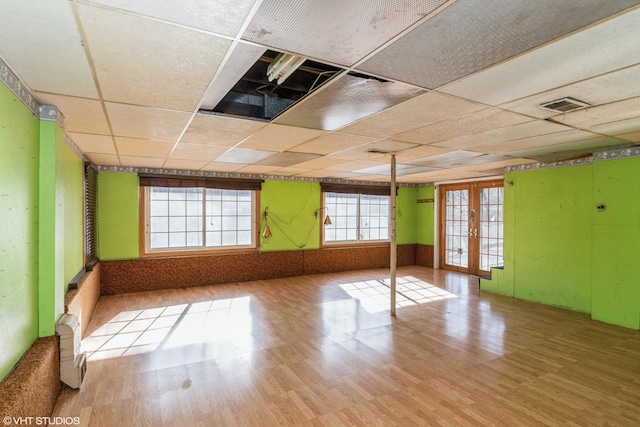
[{"left": 56, "top": 314, "right": 87, "bottom": 389}]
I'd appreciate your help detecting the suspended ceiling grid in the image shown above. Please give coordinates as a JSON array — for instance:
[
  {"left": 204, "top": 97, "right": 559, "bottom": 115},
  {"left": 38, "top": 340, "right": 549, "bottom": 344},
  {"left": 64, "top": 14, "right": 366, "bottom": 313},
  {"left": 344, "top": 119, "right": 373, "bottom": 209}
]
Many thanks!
[{"left": 0, "top": 0, "right": 639, "bottom": 184}]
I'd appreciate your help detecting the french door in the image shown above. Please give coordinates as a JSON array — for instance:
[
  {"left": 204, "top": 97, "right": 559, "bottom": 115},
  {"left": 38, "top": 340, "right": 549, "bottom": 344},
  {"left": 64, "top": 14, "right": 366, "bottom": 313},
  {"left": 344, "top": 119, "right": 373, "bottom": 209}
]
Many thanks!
[{"left": 439, "top": 180, "right": 504, "bottom": 276}]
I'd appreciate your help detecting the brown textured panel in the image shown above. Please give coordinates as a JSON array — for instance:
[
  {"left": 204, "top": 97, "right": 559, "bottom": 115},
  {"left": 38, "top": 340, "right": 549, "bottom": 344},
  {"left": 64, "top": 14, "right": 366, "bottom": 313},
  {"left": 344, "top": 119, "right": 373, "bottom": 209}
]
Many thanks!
[
  {"left": 0, "top": 336, "right": 60, "bottom": 420},
  {"left": 101, "top": 251, "right": 305, "bottom": 295},
  {"left": 101, "top": 246, "right": 418, "bottom": 295},
  {"left": 65, "top": 264, "right": 101, "bottom": 338},
  {"left": 416, "top": 244, "right": 434, "bottom": 267}
]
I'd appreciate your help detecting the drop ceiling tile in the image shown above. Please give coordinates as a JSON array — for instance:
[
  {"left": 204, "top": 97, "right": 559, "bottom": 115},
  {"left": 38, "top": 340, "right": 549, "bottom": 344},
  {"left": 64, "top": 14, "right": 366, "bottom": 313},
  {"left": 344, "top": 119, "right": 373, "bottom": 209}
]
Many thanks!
[
  {"left": 235, "top": 165, "right": 280, "bottom": 174},
  {"left": 275, "top": 73, "right": 425, "bottom": 131},
  {"left": 345, "top": 174, "right": 389, "bottom": 182},
  {"left": 467, "top": 158, "right": 537, "bottom": 171},
  {"left": 330, "top": 172, "right": 369, "bottom": 179},
  {"left": 68, "top": 133, "right": 116, "bottom": 155},
  {"left": 395, "top": 108, "right": 533, "bottom": 145},
  {"left": 472, "top": 130, "right": 600, "bottom": 154},
  {"left": 295, "top": 169, "right": 345, "bottom": 179},
  {"left": 86, "top": 153, "right": 120, "bottom": 166},
  {"left": 163, "top": 159, "right": 209, "bottom": 170},
  {"left": 270, "top": 167, "right": 313, "bottom": 176},
  {"left": 215, "top": 148, "right": 276, "bottom": 164},
  {"left": 114, "top": 137, "right": 175, "bottom": 158},
  {"left": 238, "top": 124, "right": 327, "bottom": 152},
  {"left": 201, "top": 43, "right": 267, "bottom": 110},
  {"left": 353, "top": 164, "right": 415, "bottom": 175},
  {"left": 106, "top": 103, "right": 191, "bottom": 141},
  {"left": 408, "top": 168, "right": 495, "bottom": 183},
  {"left": 363, "top": 139, "right": 419, "bottom": 153},
  {"left": 393, "top": 145, "right": 452, "bottom": 162},
  {"left": 201, "top": 162, "right": 248, "bottom": 173},
  {"left": 181, "top": 114, "right": 267, "bottom": 146},
  {"left": 442, "top": 8, "right": 640, "bottom": 105},
  {"left": 169, "top": 143, "right": 228, "bottom": 161},
  {"left": 553, "top": 96, "right": 640, "bottom": 129},
  {"left": 435, "top": 154, "right": 515, "bottom": 169},
  {"left": 243, "top": 0, "right": 447, "bottom": 66},
  {"left": 499, "top": 64, "right": 640, "bottom": 118},
  {"left": 256, "top": 152, "right": 321, "bottom": 167},
  {"left": 89, "top": 0, "right": 257, "bottom": 37},
  {"left": 0, "top": 0, "right": 97, "bottom": 98},
  {"left": 404, "top": 150, "right": 482, "bottom": 167},
  {"left": 77, "top": 4, "right": 232, "bottom": 111},
  {"left": 35, "top": 93, "right": 109, "bottom": 134},
  {"left": 291, "top": 157, "right": 351, "bottom": 170},
  {"left": 358, "top": 0, "right": 640, "bottom": 89},
  {"left": 587, "top": 116, "right": 640, "bottom": 137},
  {"left": 339, "top": 92, "right": 486, "bottom": 138},
  {"left": 433, "top": 120, "right": 571, "bottom": 150},
  {"left": 507, "top": 136, "right": 632, "bottom": 161},
  {"left": 120, "top": 156, "right": 165, "bottom": 168},
  {"left": 618, "top": 131, "right": 640, "bottom": 142},
  {"left": 289, "top": 132, "right": 377, "bottom": 155},
  {"left": 326, "top": 160, "right": 388, "bottom": 172}
]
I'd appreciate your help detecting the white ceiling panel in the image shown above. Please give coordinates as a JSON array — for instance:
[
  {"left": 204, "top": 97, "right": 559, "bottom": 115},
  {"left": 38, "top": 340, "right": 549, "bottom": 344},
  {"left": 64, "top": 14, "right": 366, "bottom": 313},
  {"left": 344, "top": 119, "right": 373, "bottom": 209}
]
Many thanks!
[
  {"left": 588, "top": 117, "right": 640, "bottom": 139},
  {"left": 403, "top": 150, "right": 482, "bottom": 167},
  {"left": 552, "top": 96, "right": 640, "bottom": 129},
  {"left": 87, "top": 0, "right": 258, "bottom": 37},
  {"left": 85, "top": 153, "right": 119, "bottom": 166},
  {"left": 77, "top": 4, "right": 232, "bottom": 111},
  {"left": 441, "top": 8, "right": 640, "bottom": 105},
  {"left": 326, "top": 160, "right": 388, "bottom": 172},
  {"left": 256, "top": 152, "right": 320, "bottom": 167},
  {"left": 243, "top": 0, "right": 447, "bottom": 66},
  {"left": 358, "top": 0, "right": 640, "bottom": 89},
  {"left": 395, "top": 108, "right": 533, "bottom": 145},
  {"left": 289, "top": 133, "right": 377, "bottom": 155},
  {"left": 115, "top": 137, "right": 175, "bottom": 158},
  {"left": 0, "top": 0, "right": 97, "bottom": 98},
  {"left": 275, "top": 73, "right": 425, "bottom": 131},
  {"left": 473, "top": 130, "right": 600, "bottom": 154},
  {"left": 163, "top": 159, "right": 209, "bottom": 170},
  {"left": 499, "top": 64, "right": 640, "bottom": 119},
  {"left": 433, "top": 120, "right": 571, "bottom": 150},
  {"left": 68, "top": 132, "right": 116, "bottom": 154},
  {"left": 238, "top": 124, "right": 326, "bottom": 152},
  {"left": 106, "top": 103, "right": 191, "bottom": 141},
  {"left": 169, "top": 143, "right": 228, "bottom": 161},
  {"left": 36, "top": 92, "right": 109, "bottom": 134},
  {"left": 215, "top": 148, "right": 276, "bottom": 164},
  {"left": 339, "top": 92, "right": 486, "bottom": 138},
  {"left": 181, "top": 114, "right": 267, "bottom": 146},
  {"left": 201, "top": 162, "right": 248, "bottom": 172},
  {"left": 119, "top": 155, "right": 165, "bottom": 168},
  {"left": 507, "top": 136, "right": 632, "bottom": 161}
]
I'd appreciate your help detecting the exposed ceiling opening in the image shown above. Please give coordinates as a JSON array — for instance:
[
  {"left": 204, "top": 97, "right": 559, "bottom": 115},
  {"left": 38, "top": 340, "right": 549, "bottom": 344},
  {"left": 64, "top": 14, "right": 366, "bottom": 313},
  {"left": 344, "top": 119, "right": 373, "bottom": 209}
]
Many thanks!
[{"left": 199, "top": 50, "right": 342, "bottom": 121}]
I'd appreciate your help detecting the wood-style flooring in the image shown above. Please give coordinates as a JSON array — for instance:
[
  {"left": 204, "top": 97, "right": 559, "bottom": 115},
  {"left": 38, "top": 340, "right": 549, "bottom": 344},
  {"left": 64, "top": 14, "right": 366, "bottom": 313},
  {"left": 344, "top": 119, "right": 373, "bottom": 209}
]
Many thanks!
[{"left": 52, "top": 266, "right": 640, "bottom": 426}]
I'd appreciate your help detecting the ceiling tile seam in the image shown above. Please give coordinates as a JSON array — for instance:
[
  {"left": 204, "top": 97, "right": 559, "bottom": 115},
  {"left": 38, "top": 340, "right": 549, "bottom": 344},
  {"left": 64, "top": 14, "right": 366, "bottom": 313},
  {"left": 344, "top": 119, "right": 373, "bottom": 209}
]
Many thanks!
[
  {"left": 91, "top": 164, "right": 433, "bottom": 187},
  {"left": 70, "top": 1, "right": 122, "bottom": 165},
  {"left": 71, "top": 0, "right": 239, "bottom": 42},
  {"left": 462, "top": 129, "right": 603, "bottom": 154},
  {"left": 348, "top": 0, "right": 460, "bottom": 69},
  {"left": 434, "top": 4, "right": 640, "bottom": 95}
]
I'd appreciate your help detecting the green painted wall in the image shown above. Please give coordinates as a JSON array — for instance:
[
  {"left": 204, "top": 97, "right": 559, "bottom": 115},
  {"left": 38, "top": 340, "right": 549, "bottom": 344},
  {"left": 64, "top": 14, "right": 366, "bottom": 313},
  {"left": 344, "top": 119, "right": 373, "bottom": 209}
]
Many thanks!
[
  {"left": 260, "top": 180, "right": 321, "bottom": 251},
  {"left": 397, "top": 187, "right": 417, "bottom": 245},
  {"left": 0, "top": 84, "right": 40, "bottom": 379},
  {"left": 591, "top": 157, "right": 640, "bottom": 329},
  {"left": 97, "top": 172, "right": 140, "bottom": 260},
  {"left": 509, "top": 166, "right": 592, "bottom": 313},
  {"left": 416, "top": 186, "right": 435, "bottom": 245}
]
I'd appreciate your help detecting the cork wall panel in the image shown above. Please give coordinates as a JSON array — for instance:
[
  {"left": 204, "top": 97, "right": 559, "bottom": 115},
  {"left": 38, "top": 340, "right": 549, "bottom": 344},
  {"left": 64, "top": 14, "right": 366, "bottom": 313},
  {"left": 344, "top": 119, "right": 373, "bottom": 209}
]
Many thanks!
[
  {"left": 65, "top": 263, "right": 101, "bottom": 337},
  {"left": 101, "top": 251, "right": 305, "bottom": 295},
  {"left": 416, "top": 244, "right": 434, "bottom": 267}
]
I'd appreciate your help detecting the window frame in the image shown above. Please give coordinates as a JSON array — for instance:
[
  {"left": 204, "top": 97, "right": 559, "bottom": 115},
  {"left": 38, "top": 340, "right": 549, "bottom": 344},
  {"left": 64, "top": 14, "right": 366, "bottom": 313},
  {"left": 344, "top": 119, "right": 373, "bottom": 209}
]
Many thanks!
[
  {"left": 139, "top": 185, "right": 261, "bottom": 257},
  {"left": 321, "top": 191, "right": 391, "bottom": 247}
]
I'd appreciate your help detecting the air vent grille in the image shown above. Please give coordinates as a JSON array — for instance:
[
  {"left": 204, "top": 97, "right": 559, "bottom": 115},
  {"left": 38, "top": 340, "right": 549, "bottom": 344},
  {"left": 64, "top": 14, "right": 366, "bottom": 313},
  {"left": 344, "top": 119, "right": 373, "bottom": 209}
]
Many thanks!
[{"left": 539, "top": 97, "right": 590, "bottom": 113}]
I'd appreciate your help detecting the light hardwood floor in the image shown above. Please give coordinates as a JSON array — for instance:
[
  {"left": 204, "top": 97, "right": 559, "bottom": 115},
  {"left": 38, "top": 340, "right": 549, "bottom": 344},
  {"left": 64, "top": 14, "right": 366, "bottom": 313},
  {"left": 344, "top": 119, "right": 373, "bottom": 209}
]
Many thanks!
[{"left": 52, "top": 266, "right": 640, "bottom": 426}]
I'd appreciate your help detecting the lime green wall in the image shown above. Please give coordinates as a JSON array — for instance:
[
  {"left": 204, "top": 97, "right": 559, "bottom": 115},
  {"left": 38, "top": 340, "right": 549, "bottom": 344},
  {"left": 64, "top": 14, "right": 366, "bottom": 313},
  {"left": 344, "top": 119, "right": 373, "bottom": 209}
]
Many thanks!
[
  {"left": 416, "top": 186, "right": 435, "bottom": 245},
  {"left": 397, "top": 187, "right": 417, "bottom": 245},
  {"left": 0, "top": 84, "right": 40, "bottom": 379},
  {"left": 98, "top": 172, "right": 140, "bottom": 260},
  {"left": 591, "top": 157, "right": 640, "bottom": 329},
  {"left": 509, "top": 166, "right": 592, "bottom": 313},
  {"left": 260, "top": 180, "right": 321, "bottom": 251}
]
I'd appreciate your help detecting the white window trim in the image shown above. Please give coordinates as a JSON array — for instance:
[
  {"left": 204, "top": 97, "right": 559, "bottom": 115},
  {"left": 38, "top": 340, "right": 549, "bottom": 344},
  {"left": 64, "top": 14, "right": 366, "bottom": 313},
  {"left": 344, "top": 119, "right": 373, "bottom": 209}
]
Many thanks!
[{"left": 322, "top": 192, "right": 391, "bottom": 246}]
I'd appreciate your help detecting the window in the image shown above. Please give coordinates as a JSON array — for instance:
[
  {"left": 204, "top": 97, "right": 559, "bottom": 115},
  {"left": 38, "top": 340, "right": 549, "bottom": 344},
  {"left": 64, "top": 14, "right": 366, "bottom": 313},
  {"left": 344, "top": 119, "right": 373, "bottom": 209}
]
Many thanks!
[
  {"left": 144, "top": 186, "right": 256, "bottom": 253},
  {"left": 323, "top": 192, "right": 390, "bottom": 243}
]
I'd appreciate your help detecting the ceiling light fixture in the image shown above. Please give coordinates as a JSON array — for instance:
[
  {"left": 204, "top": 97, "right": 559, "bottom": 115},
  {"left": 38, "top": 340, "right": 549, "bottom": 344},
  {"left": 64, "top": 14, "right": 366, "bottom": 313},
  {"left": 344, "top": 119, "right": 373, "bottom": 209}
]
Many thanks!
[{"left": 267, "top": 53, "right": 306, "bottom": 85}]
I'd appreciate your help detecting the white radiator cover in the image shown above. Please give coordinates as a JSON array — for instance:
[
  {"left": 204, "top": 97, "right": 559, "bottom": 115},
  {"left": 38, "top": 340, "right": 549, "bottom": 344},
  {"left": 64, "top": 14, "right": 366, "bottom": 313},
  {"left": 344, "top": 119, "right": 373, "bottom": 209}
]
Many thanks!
[{"left": 56, "top": 314, "right": 87, "bottom": 389}]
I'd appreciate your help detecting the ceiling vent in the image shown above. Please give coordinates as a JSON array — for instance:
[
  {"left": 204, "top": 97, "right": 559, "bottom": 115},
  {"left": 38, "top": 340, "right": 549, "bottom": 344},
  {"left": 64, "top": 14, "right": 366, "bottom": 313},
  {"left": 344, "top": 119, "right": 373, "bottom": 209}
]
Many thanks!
[{"left": 539, "top": 97, "right": 590, "bottom": 113}]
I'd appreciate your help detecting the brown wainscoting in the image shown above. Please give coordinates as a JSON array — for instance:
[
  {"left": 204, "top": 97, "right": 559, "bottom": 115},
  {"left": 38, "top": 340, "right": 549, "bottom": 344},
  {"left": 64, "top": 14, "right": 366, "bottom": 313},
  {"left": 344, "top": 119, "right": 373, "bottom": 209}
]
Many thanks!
[
  {"left": 416, "top": 244, "right": 435, "bottom": 267},
  {"left": 100, "top": 244, "right": 418, "bottom": 295},
  {"left": 0, "top": 336, "right": 60, "bottom": 421},
  {"left": 65, "top": 263, "right": 101, "bottom": 338}
]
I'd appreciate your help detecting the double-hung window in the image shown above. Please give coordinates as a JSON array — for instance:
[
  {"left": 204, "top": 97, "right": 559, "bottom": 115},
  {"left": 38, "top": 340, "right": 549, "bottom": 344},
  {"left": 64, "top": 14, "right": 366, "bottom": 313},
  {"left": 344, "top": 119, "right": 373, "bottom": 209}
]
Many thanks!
[
  {"left": 321, "top": 184, "right": 391, "bottom": 244},
  {"left": 140, "top": 174, "right": 261, "bottom": 255}
]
